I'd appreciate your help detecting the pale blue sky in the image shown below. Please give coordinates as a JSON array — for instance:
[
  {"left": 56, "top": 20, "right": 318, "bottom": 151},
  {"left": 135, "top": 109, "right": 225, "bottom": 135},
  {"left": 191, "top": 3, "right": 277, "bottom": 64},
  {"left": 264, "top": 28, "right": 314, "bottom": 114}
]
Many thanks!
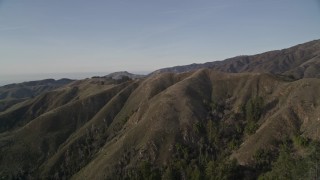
[{"left": 0, "top": 0, "right": 319, "bottom": 75}]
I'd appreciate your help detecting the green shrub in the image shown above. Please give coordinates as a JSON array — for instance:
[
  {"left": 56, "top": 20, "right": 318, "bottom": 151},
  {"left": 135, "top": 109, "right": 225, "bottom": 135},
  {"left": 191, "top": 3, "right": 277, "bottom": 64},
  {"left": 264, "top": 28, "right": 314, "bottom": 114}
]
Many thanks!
[{"left": 292, "top": 134, "right": 309, "bottom": 147}]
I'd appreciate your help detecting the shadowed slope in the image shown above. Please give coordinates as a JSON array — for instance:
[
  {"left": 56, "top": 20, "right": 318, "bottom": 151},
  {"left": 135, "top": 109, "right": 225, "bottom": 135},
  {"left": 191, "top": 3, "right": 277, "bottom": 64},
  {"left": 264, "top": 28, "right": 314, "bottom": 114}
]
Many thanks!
[
  {"left": 0, "top": 79, "right": 73, "bottom": 112},
  {"left": 0, "top": 78, "right": 137, "bottom": 177}
]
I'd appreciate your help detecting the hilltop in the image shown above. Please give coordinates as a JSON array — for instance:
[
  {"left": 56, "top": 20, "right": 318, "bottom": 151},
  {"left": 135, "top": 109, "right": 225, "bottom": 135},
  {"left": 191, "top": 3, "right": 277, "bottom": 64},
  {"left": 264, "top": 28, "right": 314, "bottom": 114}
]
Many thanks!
[{"left": 104, "top": 71, "right": 146, "bottom": 80}]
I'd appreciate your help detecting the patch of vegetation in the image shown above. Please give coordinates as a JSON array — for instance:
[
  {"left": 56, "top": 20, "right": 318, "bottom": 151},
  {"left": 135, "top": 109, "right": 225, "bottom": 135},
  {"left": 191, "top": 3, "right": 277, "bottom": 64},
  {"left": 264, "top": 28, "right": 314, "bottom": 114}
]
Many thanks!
[
  {"left": 115, "top": 76, "right": 132, "bottom": 84},
  {"left": 118, "top": 100, "right": 247, "bottom": 180},
  {"left": 292, "top": 134, "right": 309, "bottom": 148},
  {"left": 253, "top": 148, "right": 275, "bottom": 173},
  {"left": 244, "top": 96, "right": 264, "bottom": 134},
  {"left": 258, "top": 139, "right": 320, "bottom": 180}
]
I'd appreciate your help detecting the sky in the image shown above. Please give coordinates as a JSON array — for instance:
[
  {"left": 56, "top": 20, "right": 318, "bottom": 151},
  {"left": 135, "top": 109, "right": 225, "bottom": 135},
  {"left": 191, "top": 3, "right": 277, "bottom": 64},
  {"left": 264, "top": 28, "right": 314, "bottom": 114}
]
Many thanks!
[{"left": 0, "top": 0, "right": 319, "bottom": 80}]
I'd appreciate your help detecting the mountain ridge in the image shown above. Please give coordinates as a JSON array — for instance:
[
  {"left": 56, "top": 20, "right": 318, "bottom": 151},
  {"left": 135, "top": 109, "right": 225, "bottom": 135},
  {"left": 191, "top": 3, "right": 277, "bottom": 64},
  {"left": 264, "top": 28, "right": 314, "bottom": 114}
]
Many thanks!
[
  {"left": 151, "top": 39, "right": 320, "bottom": 79},
  {"left": 0, "top": 40, "right": 320, "bottom": 179}
]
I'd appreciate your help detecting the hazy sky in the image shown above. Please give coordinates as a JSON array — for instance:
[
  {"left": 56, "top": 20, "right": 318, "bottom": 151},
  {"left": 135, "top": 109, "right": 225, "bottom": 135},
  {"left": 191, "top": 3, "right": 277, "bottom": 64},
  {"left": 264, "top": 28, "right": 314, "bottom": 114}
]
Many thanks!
[{"left": 0, "top": 0, "right": 319, "bottom": 75}]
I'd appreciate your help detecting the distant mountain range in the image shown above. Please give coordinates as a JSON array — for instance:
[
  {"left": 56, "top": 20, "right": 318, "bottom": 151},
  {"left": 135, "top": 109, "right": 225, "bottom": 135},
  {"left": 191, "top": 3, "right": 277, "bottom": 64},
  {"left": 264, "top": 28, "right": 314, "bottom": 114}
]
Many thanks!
[
  {"left": 152, "top": 40, "right": 320, "bottom": 79},
  {"left": 0, "top": 39, "right": 320, "bottom": 179}
]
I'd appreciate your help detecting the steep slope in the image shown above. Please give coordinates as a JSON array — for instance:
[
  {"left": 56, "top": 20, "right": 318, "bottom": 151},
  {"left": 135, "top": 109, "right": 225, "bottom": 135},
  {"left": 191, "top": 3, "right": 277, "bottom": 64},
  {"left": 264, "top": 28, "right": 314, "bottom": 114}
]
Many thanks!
[
  {"left": 0, "top": 77, "right": 137, "bottom": 178},
  {"left": 232, "top": 77, "right": 320, "bottom": 164},
  {"left": 152, "top": 39, "right": 320, "bottom": 79},
  {"left": 73, "top": 70, "right": 320, "bottom": 179},
  {"left": 0, "top": 77, "right": 122, "bottom": 133},
  {"left": 0, "top": 78, "right": 73, "bottom": 112},
  {"left": 1, "top": 68, "right": 320, "bottom": 179}
]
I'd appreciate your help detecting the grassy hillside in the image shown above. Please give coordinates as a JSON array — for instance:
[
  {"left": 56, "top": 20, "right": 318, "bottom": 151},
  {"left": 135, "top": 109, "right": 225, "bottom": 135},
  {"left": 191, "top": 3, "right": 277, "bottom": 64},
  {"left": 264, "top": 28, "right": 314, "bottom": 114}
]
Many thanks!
[
  {"left": 0, "top": 79, "right": 73, "bottom": 112},
  {"left": 0, "top": 69, "right": 319, "bottom": 179}
]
